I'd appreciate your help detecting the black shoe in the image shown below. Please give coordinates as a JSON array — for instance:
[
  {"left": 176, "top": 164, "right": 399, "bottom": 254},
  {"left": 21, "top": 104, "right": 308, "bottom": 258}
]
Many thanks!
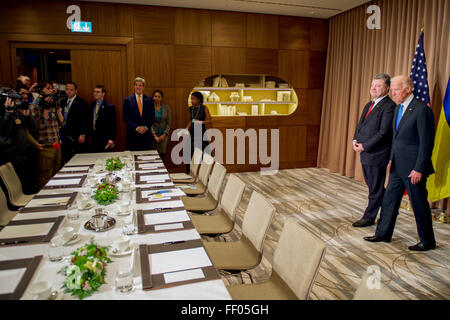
[
  {"left": 363, "top": 235, "right": 391, "bottom": 243},
  {"left": 352, "top": 219, "right": 375, "bottom": 228},
  {"left": 408, "top": 242, "right": 436, "bottom": 251}
]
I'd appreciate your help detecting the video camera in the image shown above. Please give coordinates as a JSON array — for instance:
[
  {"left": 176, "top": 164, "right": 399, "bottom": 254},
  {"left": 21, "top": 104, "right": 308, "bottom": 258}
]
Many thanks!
[{"left": 1, "top": 88, "right": 26, "bottom": 111}]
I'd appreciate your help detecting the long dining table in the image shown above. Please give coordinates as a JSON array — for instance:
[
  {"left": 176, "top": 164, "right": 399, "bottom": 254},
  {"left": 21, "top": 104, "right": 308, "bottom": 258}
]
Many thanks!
[{"left": 0, "top": 150, "right": 231, "bottom": 300}]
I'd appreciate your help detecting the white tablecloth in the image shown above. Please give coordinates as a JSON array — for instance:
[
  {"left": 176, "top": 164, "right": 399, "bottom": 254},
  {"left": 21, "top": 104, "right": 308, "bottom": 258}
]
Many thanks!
[{"left": 0, "top": 151, "right": 231, "bottom": 300}]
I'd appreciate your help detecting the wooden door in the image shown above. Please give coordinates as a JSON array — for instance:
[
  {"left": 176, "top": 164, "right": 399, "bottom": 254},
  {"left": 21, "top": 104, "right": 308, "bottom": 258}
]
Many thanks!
[{"left": 71, "top": 49, "right": 125, "bottom": 150}]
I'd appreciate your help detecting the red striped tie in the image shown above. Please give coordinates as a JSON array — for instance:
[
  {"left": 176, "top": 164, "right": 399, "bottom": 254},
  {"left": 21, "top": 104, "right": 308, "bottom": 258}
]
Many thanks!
[{"left": 364, "top": 101, "right": 375, "bottom": 119}]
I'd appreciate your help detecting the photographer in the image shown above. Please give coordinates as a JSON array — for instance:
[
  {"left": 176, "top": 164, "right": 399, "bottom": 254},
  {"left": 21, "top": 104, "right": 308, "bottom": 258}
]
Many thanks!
[
  {"left": 29, "top": 81, "right": 64, "bottom": 189},
  {"left": 1, "top": 86, "right": 39, "bottom": 194}
]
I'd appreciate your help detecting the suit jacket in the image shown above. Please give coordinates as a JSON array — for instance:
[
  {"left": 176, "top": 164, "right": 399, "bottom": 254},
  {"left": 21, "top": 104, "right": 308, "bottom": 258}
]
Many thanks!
[
  {"left": 61, "top": 96, "right": 89, "bottom": 142},
  {"left": 123, "top": 93, "right": 155, "bottom": 150},
  {"left": 89, "top": 100, "right": 116, "bottom": 151},
  {"left": 390, "top": 98, "right": 435, "bottom": 178},
  {"left": 353, "top": 96, "right": 396, "bottom": 166}
]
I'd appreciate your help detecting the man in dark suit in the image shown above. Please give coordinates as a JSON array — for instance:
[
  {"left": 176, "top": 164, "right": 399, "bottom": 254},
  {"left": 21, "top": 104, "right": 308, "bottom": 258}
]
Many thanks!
[
  {"left": 123, "top": 77, "right": 155, "bottom": 151},
  {"left": 90, "top": 85, "right": 116, "bottom": 153},
  {"left": 60, "top": 81, "right": 89, "bottom": 163},
  {"left": 352, "top": 74, "right": 396, "bottom": 227},
  {"left": 364, "top": 75, "right": 436, "bottom": 251}
]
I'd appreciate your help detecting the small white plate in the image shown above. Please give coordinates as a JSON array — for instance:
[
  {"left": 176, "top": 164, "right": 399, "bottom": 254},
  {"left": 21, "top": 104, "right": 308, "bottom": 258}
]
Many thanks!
[
  {"left": 78, "top": 202, "right": 94, "bottom": 211},
  {"left": 110, "top": 244, "right": 134, "bottom": 257},
  {"left": 64, "top": 234, "right": 82, "bottom": 246},
  {"left": 115, "top": 209, "right": 132, "bottom": 217}
]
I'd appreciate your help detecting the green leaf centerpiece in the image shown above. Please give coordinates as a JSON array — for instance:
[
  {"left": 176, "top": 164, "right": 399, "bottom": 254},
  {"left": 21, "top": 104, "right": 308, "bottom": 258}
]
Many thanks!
[
  {"left": 93, "top": 183, "right": 118, "bottom": 206},
  {"left": 105, "top": 157, "right": 125, "bottom": 171},
  {"left": 58, "top": 239, "right": 112, "bottom": 300}
]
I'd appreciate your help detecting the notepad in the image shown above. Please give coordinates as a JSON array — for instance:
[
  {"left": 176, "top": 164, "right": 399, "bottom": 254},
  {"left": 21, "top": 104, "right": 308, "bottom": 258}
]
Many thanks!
[
  {"left": 60, "top": 165, "right": 91, "bottom": 172},
  {"left": 0, "top": 268, "right": 26, "bottom": 295},
  {"left": 144, "top": 200, "right": 184, "bottom": 210},
  {"left": 140, "top": 174, "right": 170, "bottom": 182},
  {"left": 138, "top": 156, "right": 160, "bottom": 161},
  {"left": 164, "top": 268, "right": 205, "bottom": 284},
  {"left": 0, "top": 223, "right": 54, "bottom": 239},
  {"left": 144, "top": 211, "right": 189, "bottom": 226},
  {"left": 141, "top": 189, "right": 186, "bottom": 198},
  {"left": 154, "top": 223, "right": 184, "bottom": 231},
  {"left": 150, "top": 247, "right": 212, "bottom": 275},
  {"left": 46, "top": 178, "right": 81, "bottom": 186},
  {"left": 27, "top": 196, "right": 71, "bottom": 207}
]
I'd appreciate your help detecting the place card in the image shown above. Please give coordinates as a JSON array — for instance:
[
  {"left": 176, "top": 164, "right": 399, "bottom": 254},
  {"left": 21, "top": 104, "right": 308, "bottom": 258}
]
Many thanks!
[
  {"left": 0, "top": 256, "right": 43, "bottom": 300},
  {"left": 139, "top": 241, "right": 220, "bottom": 291},
  {"left": 0, "top": 217, "right": 64, "bottom": 247},
  {"left": 19, "top": 193, "right": 77, "bottom": 213},
  {"left": 43, "top": 175, "right": 87, "bottom": 189}
]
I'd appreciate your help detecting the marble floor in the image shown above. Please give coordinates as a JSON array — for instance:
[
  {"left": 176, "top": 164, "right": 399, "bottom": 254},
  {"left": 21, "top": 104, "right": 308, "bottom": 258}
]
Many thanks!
[{"left": 202, "top": 168, "right": 450, "bottom": 300}]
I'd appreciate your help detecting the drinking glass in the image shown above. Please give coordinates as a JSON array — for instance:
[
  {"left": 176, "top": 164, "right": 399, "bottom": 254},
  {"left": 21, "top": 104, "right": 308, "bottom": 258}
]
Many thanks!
[
  {"left": 48, "top": 237, "right": 64, "bottom": 262},
  {"left": 67, "top": 206, "right": 80, "bottom": 221},
  {"left": 115, "top": 269, "right": 134, "bottom": 293},
  {"left": 122, "top": 212, "right": 136, "bottom": 235}
]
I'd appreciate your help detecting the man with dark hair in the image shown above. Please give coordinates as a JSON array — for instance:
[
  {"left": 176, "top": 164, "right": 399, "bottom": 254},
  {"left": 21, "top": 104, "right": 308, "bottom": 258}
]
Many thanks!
[
  {"left": 352, "top": 74, "right": 396, "bottom": 227},
  {"left": 60, "top": 81, "right": 89, "bottom": 163},
  {"left": 29, "top": 81, "right": 64, "bottom": 189},
  {"left": 90, "top": 85, "right": 116, "bottom": 152}
]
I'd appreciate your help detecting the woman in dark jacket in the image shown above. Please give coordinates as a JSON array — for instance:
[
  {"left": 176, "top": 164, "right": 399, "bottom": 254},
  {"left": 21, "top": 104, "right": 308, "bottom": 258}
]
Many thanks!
[{"left": 151, "top": 90, "right": 171, "bottom": 163}]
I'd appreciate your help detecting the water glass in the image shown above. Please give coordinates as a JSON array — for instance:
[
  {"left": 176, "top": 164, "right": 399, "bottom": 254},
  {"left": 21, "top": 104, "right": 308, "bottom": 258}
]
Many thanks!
[
  {"left": 82, "top": 185, "right": 91, "bottom": 197},
  {"left": 122, "top": 212, "right": 136, "bottom": 235},
  {"left": 67, "top": 206, "right": 80, "bottom": 221},
  {"left": 48, "top": 237, "right": 64, "bottom": 262},
  {"left": 115, "top": 268, "right": 134, "bottom": 293}
]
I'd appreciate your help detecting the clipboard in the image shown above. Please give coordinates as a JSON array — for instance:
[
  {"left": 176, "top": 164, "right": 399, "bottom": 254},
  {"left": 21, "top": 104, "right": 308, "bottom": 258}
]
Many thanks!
[
  {"left": 0, "top": 216, "right": 64, "bottom": 247},
  {"left": 42, "top": 175, "right": 87, "bottom": 190},
  {"left": 19, "top": 192, "right": 77, "bottom": 214},
  {"left": 57, "top": 164, "right": 94, "bottom": 174},
  {"left": 0, "top": 255, "right": 43, "bottom": 300},
  {"left": 136, "top": 209, "right": 193, "bottom": 234},
  {"left": 135, "top": 172, "right": 171, "bottom": 185},
  {"left": 139, "top": 240, "right": 220, "bottom": 291}
]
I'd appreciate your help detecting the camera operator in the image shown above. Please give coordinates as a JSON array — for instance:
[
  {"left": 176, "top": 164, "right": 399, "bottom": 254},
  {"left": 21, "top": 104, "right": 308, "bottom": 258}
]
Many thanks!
[
  {"left": 29, "top": 80, "right": 64, "bottom": 190},
  {"left": 1, "top": 86, "right": 40, "bottom": 194}
]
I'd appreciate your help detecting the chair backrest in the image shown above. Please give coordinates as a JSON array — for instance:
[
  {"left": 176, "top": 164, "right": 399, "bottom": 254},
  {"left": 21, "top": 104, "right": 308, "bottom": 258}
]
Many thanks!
[
  {"left": 190, "top": 147, "right": 203, "bottom": 177},
  {"left": 353, "top": 273, "right": 400, "bottom": 300},
  {"left": 242, "top": 191, "right": 275, "bottom": 253},
  {"left": 0, "top": 186, "right": 15, "bottom": 226},
  {"left": 197, "top": 153, "right": 214, "bottom": 186},
  {"left": 0, "top": 163, "right": 23, "bottom": 203},
  {"left": 207, "top": 162, "right": 227, "bottom": 201},
  {"left": 272, "top": 218, "right": 326, "bottom": 300},
  {"left": 220, "top": 174, "right": 245, "bottom": 221}
]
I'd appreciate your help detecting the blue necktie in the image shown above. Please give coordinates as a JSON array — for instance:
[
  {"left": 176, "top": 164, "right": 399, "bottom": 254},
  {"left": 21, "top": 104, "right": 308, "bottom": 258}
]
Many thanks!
[{"left": 396, "top": 104, "right": 404, "bottom": 131}]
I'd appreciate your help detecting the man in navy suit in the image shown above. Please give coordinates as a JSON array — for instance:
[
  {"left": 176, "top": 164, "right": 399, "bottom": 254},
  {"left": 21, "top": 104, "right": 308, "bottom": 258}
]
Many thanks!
[
  {"left": 352, "top": 74, "right": 396, "bottom": 227},
  {"left": 123, "top": 77, "right": 155, "bottom": 151},
  {"left": 364, "top": 75, "right": 436, "bottom": 251},
  {"left": 90, "top": 85, "right": 116, "bottom": 153}
]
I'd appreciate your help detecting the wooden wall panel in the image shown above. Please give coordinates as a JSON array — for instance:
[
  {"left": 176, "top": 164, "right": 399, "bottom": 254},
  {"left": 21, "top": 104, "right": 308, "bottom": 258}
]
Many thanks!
[
  {"left": 278, "top": 50, "right": 309, "bottom": 88},
  {"left": 135, "top": 44, "right": 174, "bottom": 87},
  {"left": 71, "top": 49, "right": 125, "bottom": 151},
  {"left": 174, "top": 8, "right": 211, "bottom": 46},
  {"left": 174, "top": 45, "right": 211, "bottom": 88},
  {"left": 0, "top": 0, "right": 328, "bottom": 173},
  {"left": 246, "top": 14, "right": 279, "bottom": 49},
  {"left": 211, "top": 11, "right": 246, "bottom": 48},
  {"left": 246, "top": 48, "right": 278, "bottom": 75},
  {"left": 212, "top": 47, "right": 246, "bottom": 74},
  {"left": 133, "top": 6, "right": 175, "bottom": 44},
  {"left": 279, "top": 17, "right": 310, "bottom": 50},
  {"left": 309, "top": 51, "right": 327, "bottom": 89}
]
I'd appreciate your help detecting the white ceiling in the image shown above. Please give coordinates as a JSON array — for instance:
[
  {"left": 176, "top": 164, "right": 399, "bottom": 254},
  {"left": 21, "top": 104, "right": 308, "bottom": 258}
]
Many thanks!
[{"left": 79, "top": 0, "right": 372, "bottom": 19}]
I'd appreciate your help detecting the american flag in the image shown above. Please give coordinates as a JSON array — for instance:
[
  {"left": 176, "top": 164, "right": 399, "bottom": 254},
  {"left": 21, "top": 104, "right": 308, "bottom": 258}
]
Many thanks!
[{"left": 410, "top": 30, "right": 431, "bottom": 107}]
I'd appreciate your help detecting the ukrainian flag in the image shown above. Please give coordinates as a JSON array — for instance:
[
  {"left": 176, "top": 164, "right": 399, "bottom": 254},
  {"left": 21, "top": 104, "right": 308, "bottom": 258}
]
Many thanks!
[{"left": 427, "top": 76, "right": 450, "bottom": 202}]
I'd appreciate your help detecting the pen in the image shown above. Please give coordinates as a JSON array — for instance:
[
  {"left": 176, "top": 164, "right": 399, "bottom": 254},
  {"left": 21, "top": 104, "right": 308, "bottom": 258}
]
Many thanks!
[
  {"left": 0, "top": 240, "right": 28, "bottom": 246},
  {"left": 163, "top": 241, "right": 186, "bottom": 246}
]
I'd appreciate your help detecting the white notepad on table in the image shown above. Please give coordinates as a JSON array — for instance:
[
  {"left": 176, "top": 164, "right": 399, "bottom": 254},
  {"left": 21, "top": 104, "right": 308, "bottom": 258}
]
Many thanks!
[
  {"left": 0, "top": 223, "right": 54, "bottom": 239},
  {"left": 0, "top": 268, "right": 27, "bottom": 295},
  {"left": 46, "top": 178, "right": 81, "bottom": 186},
  {"left": 150, "top": 247, "right": 212, "bottom": 275}
]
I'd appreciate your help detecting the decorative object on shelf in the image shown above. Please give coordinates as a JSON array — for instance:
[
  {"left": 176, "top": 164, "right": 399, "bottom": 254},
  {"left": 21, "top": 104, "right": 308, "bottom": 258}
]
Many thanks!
[
  {"left": 278, "top": 83, "right": 289, "bottom": 89},
  {"left": 265, "top": 81, "right": 276, "bottom": 88},
  {"left": 234, "top": 83, "right": 245, "bottom": 88},
  {"left": 242, "top": 96, "right": 253, "bottom": 102},
  {"left": 207, "top": 92, "right": 220, "bottom": 102},
  {"left": 93, "top": 183, "right": 118, "bottom": 206},
  {"left": 58, "top": 239, "right": 112, "bottom": 300},
  {"left": 230, "top": 92, "right": 240, "bottom": 102},
  {"left": 259, "top": 104, "right": 265, "bottom": 115},
  {"left": 277, "top": 91, "right": 291, "bottom": 102},
  {"left": 219, "top": 105, "right": 236, "bottom": 116},
  {"left": 105, "top": 157, "right": 125, "bottom": 171},
  {"left": 220, "top": 77, "right": 229, "bottom": 87},
  {"left": 271, "top": 110, "right": 278, "bottom": 115},
  {"left": 197, "top": 79, "right": 205, "bottom": 87},
  {"left": 251, "top": 105, "right": 259, "bottom": 116},
  {"left": 213, "top": 77, "right": 220, "bottom": 87}
]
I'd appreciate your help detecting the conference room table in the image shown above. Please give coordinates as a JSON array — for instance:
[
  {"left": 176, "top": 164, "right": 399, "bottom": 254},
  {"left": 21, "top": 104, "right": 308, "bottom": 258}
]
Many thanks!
[{"left": 0, "top": 151, "right": 231, "bottom": 300}]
